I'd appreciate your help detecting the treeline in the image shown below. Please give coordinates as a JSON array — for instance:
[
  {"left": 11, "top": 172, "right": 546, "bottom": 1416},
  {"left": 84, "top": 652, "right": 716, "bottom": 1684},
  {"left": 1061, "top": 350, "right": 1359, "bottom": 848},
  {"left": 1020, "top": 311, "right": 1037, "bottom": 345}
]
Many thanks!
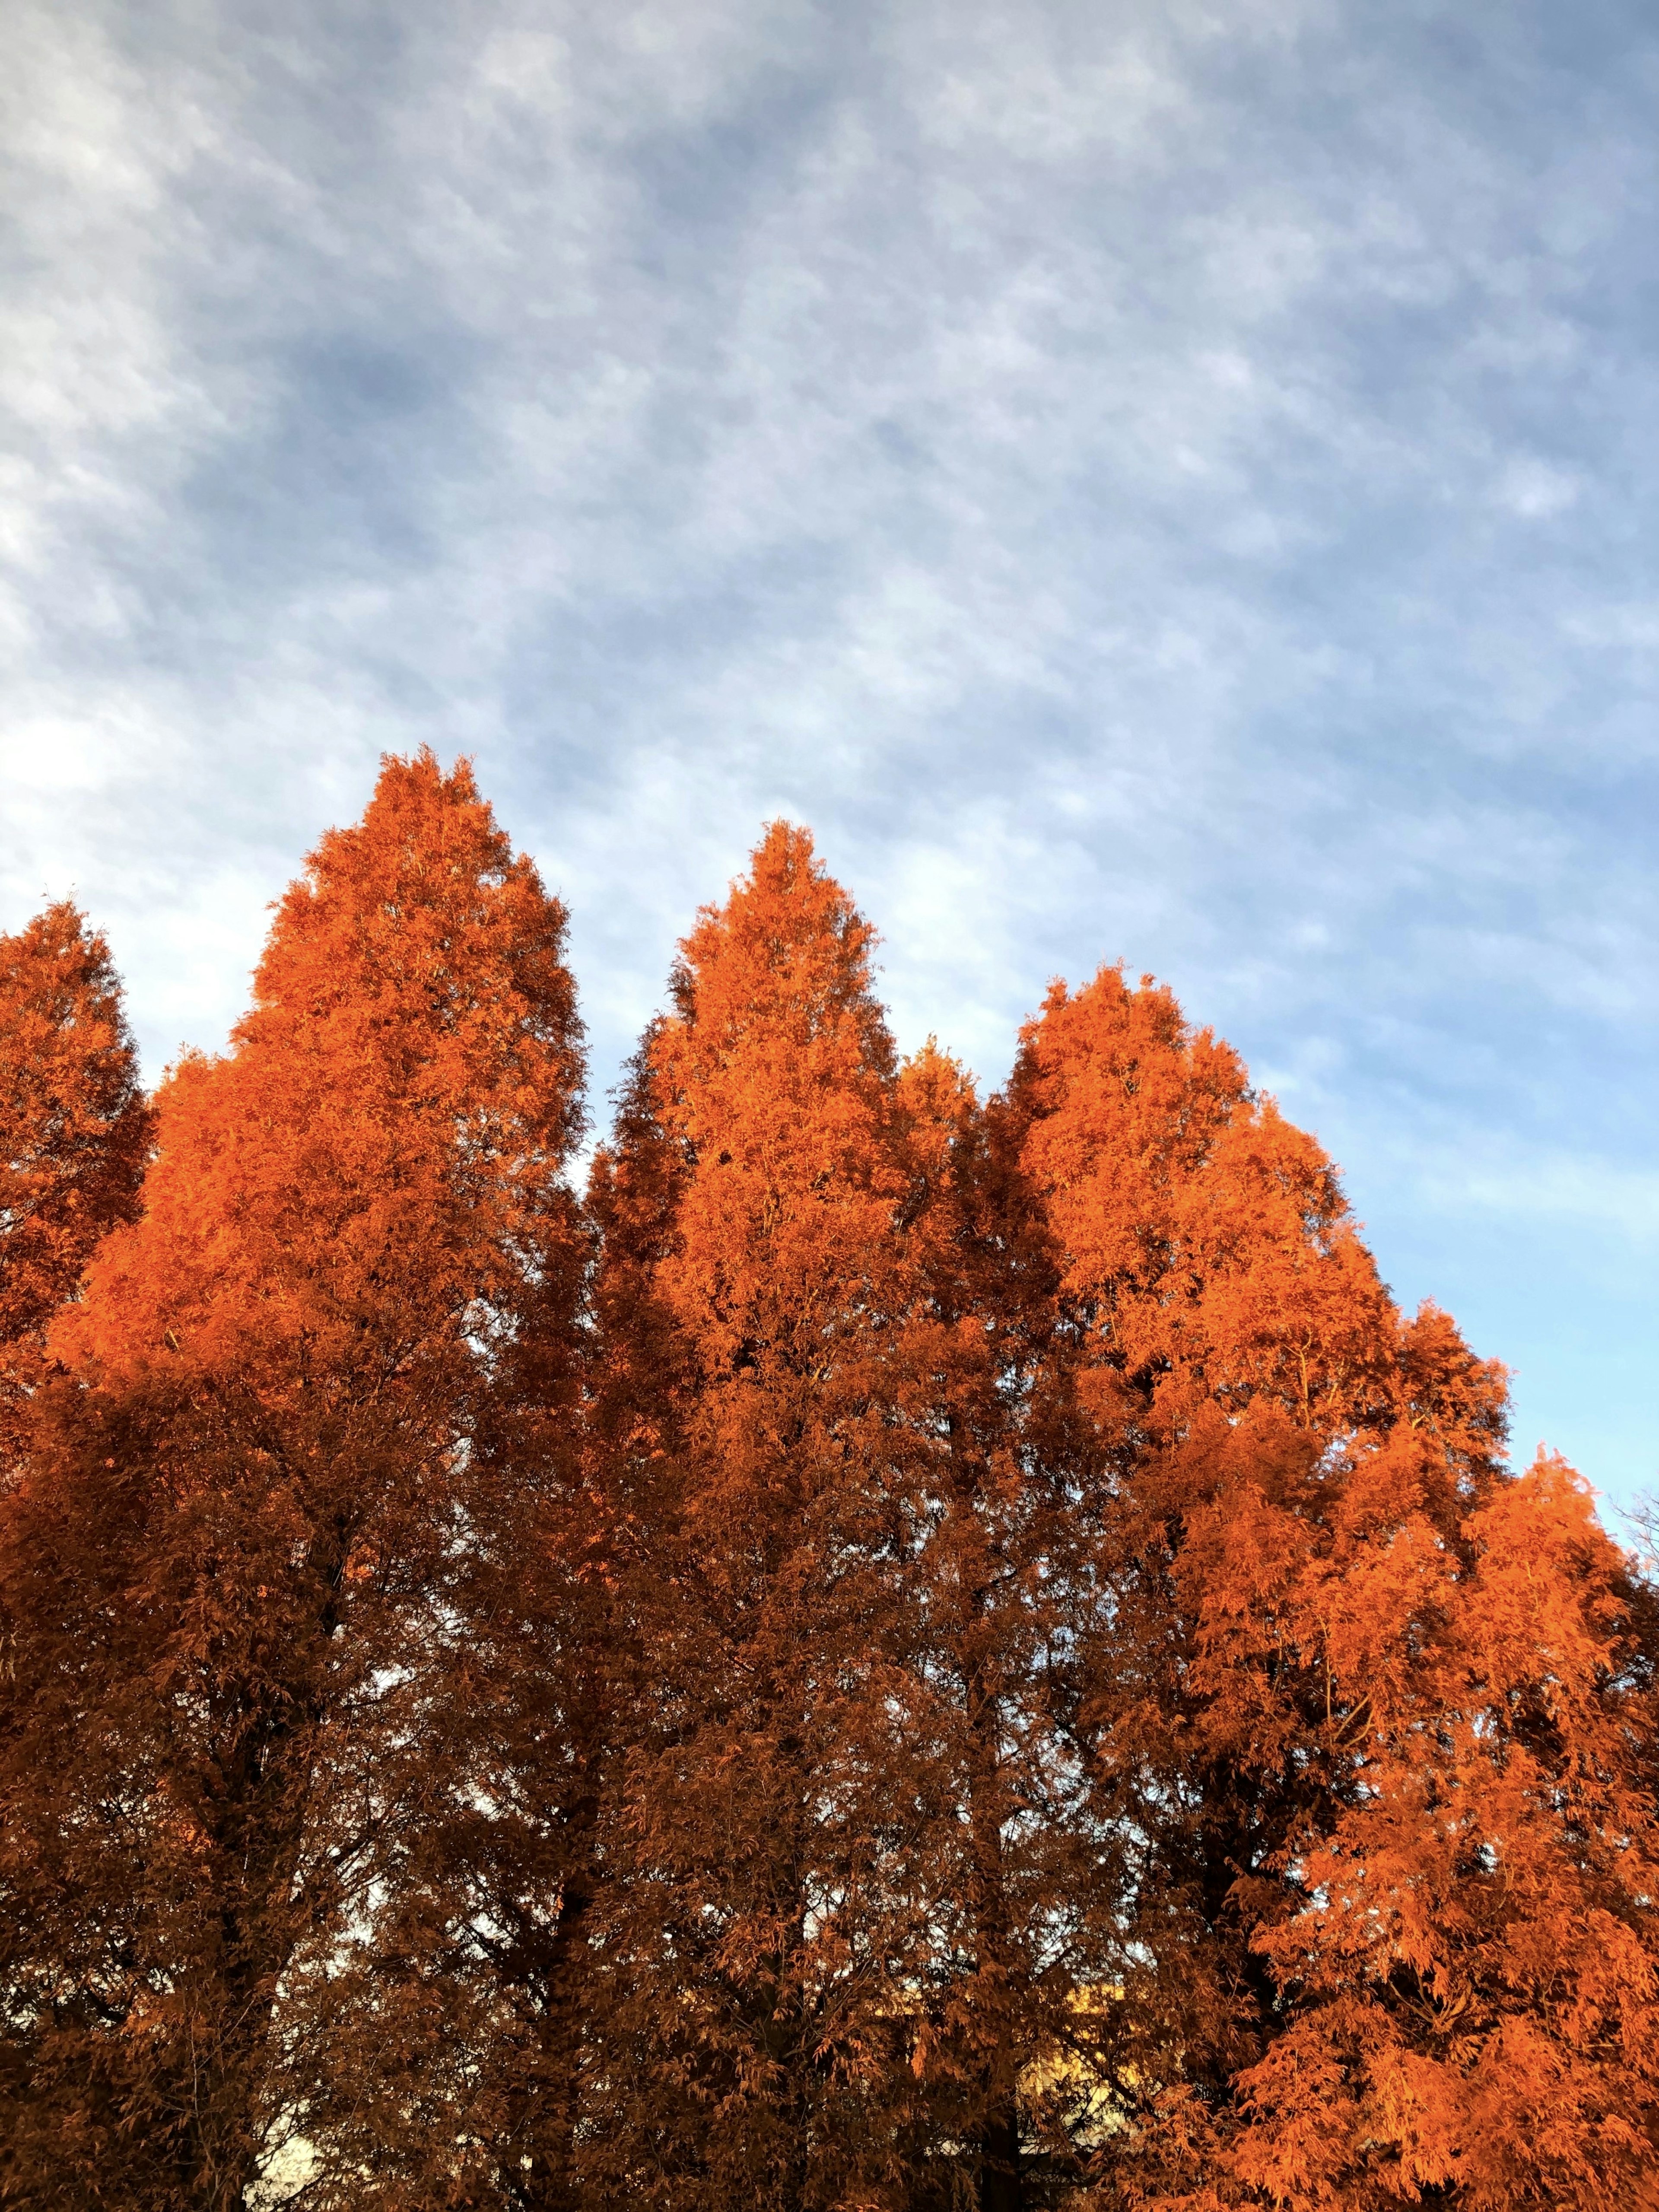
[{"left": 1, "top": 752, "right": 1655, "bottom": 2212}]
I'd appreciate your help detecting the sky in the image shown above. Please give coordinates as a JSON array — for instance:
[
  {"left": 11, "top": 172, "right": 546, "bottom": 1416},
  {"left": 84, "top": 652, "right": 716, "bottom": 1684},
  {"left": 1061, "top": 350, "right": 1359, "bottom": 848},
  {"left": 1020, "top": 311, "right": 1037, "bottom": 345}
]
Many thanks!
[{"left": 1, "top": 0, "right": 1654, "bottom": 1511}]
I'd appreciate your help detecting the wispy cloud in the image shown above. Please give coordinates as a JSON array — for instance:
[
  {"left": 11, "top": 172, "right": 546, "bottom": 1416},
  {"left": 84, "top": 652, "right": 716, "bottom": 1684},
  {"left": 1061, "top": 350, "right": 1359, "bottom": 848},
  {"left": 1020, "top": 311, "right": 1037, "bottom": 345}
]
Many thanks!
[{"left": 1, "top": 0, "right": 1655, "bottom": 1495}]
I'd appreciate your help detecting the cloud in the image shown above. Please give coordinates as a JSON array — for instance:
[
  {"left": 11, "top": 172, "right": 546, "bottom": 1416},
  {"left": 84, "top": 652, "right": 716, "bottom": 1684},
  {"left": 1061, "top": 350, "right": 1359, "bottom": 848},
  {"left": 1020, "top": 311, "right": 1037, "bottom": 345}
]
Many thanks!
[{"left": 0, "top": 0, "right": 1655, "bottom": 1495}]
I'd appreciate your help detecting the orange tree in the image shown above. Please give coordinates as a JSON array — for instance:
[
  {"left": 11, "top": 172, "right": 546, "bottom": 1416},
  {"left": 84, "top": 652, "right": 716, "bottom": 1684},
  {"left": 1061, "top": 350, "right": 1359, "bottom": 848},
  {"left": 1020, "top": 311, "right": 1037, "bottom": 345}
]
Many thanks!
[
  {"left": 1, "top": 810, "right": 1650, "bottom": 2212},
  {"left": 0, "top": 754, "right": 587, "bottom": 2212},
  {"left": 1224, "top": 1450, "right": 1659, "bottom": 2211},
  {"left": 586, "top": 825, "right": 934, "bottom": 2211},
  {"left": 1008, "top": 965, "right": 1536, "bottom": 2200}
]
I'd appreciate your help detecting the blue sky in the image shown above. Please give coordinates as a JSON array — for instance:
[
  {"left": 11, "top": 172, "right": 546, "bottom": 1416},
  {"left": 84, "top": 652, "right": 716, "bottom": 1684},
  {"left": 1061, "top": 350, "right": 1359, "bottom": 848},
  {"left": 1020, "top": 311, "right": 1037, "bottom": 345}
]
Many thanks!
[{"left": 2, "top": 1, "right": 1654, "bottom": 1509}]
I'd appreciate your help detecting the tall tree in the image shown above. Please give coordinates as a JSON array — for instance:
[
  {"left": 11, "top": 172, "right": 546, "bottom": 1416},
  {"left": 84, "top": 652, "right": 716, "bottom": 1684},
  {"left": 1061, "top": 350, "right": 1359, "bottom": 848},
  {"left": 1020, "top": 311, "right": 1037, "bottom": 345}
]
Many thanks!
[
  {"left": 0, "top": 901, "right": 151, "bottom": 1468},
  {"left": 0, "top": 754, "right": 586, "bottom": 2212},
  {"left": 587, "top": 824, "right": 928, "bottom": 2212},
  {"left": 1008, "top": 964, "right": 1515, "bottom": 2196}
]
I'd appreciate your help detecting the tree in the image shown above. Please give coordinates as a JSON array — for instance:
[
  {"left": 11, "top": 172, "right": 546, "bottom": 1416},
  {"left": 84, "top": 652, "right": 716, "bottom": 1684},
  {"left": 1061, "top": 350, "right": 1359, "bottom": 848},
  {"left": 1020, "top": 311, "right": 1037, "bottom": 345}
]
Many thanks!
[
  {"left": 1007, "top": 964, "right": 1517, "bottom": 2198},
  {"left": 299, "top": 1081, "right": 600, "bottom": 2212},
  {"left": 0, "top": 753, "right": 586, "bottom": 2212},
  {"left": 586, "top": 823, "right": 929, "bottom": 2212},
  {"left": 0, "top": 901, "right": 151, "bottom": 1469}
]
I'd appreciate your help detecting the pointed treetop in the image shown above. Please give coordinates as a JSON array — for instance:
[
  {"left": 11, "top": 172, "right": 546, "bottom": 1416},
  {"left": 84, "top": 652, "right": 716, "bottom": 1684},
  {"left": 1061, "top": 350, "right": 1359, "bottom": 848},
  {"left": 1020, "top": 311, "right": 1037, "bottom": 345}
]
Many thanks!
[
  {"left": 242, "top": 748, "right": 581, "bottom": 1126},
  {"left": 667, "top": 820, "right": 892, "bottom": 1077},
  {"left": 59, "top": 751, "right": 584, "bottom": 1379}
]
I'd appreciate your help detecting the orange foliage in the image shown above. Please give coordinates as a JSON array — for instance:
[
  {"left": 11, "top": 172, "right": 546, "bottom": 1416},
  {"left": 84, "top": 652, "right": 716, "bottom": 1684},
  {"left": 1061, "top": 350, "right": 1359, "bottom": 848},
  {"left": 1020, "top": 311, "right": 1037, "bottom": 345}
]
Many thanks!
[
  {"left": 586, "top": 823, "right": 930, "bottom": 2208},
  {"left": 0, "top": 901, "right": 151, "bottom": 1465},
  {"left": 1231, "top": 1454, "right": 1659, "bottom": 2211},
  {"left": 1013, "top": 964, "right": 1506, "bottom": 1469},
  {"left": 0, "top": 753, "right": 586, "bottom": 2210},
  {"left": 2, "top": 788, "right": 1652, "bottom": 2212},
  {"left": 1004, "top": 961, "right": 1647, "bottom": 2209},
  {"left": 890, "top": 1041, "right": 1104, "bottom": 2209}
]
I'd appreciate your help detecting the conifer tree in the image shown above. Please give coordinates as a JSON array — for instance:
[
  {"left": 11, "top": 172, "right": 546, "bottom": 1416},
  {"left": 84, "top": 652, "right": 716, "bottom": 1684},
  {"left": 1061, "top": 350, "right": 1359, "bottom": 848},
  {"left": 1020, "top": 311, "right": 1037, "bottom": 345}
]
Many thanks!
[
  {"left": 1008, "top": 964, "right": 1516, "bottom": 2196},
  {"left": 0, "top": 901, "right": 152, "bottom": 1467},
  {"left": 587, "top": 824, "right": 928, "bottom": 2212},
  {"left": 0, "top": 754, "right": 585, "bottom": 2212}
]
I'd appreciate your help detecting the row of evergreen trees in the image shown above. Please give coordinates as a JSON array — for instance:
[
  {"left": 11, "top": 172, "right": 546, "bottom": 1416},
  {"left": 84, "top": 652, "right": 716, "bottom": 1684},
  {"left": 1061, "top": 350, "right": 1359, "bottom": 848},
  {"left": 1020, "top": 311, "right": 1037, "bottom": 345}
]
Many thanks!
[{"left": 1, "top": 752, "right": 1654, "bottom": 2212}]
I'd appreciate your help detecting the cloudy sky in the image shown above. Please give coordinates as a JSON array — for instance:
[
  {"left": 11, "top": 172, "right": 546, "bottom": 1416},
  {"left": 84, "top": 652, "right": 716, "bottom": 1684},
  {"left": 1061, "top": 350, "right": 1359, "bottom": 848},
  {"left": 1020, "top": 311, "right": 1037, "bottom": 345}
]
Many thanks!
[{"left": 2, "top": 0, "right": 1654, "bottom": 1506}]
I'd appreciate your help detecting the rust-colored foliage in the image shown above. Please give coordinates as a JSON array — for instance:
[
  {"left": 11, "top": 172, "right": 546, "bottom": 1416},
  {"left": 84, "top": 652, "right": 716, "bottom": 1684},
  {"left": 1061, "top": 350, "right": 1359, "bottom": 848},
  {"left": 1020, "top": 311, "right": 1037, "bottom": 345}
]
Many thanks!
[
  {"left": 1013, "top": 965, "right": 1497, "bottom": 1453},
  {"left": 0, "top": 754, "right": 586, "bottom": 2211},
  {"left": 1009, "top": 965, "right": 1657, "bottom": 2209},
  {"left": 890, "top": 1042, "right": 1104, "bottom": 2211},
  {"left": 1227, "top": 1453, "right": 1659, "bottom": 2211},
  {"left": 0, "top": 901, "right": 151, "bottom": 1466},
  {"left": 2, "top": 795, "right": 1651, "bottom": 2212},
  {"left": 586, "top": 823, "right": 931, "bottom": 2209}
]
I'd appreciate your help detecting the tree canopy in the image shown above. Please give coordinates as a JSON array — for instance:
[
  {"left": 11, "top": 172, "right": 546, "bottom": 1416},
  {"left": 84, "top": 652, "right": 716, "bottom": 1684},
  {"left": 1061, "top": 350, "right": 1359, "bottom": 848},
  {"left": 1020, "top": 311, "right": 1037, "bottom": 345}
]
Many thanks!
[{"left": 2, "top": 756, "right": 1652, "bottom": 2212}]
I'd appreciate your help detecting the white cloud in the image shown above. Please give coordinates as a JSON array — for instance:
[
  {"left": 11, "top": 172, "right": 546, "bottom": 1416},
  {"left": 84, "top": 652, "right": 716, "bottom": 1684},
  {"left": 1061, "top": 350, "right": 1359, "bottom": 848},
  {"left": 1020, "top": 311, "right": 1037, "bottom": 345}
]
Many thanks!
[
  {"left": 1495, "top": 455, "right": 1580, "bottom": 519},
  {"left": 0, "top": 0, "right": 1654, "bottom": 1496}
]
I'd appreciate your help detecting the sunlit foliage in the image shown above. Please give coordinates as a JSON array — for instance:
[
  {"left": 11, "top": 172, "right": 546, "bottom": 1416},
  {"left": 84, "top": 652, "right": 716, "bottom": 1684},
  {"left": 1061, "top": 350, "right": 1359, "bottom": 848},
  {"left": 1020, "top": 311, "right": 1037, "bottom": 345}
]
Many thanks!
[{"left": 2, "top": 760, "right": 1652, "bottom": 2212}]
